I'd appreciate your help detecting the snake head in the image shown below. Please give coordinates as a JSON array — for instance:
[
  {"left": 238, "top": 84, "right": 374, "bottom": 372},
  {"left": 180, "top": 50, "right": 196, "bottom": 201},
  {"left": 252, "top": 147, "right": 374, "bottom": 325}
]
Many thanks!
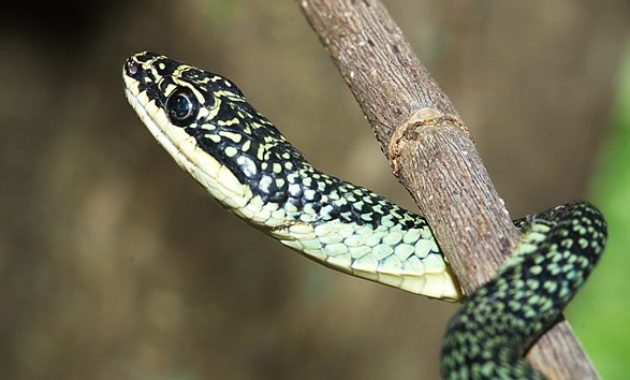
[{"left": 123, "top": 52, "right": 303, "bottom": 209}]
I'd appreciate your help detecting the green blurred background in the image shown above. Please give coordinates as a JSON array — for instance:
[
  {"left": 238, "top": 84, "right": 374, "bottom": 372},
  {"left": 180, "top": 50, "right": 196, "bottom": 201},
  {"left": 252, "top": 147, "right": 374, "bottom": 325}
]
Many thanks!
[{"left": 1, "top": 1, "right": 628, "bottom": 379}]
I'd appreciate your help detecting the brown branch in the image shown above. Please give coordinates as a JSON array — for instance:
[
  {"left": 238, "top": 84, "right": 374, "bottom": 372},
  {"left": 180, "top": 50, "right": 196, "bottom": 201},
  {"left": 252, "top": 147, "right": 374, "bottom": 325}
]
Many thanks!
[{"left": 297, "top": 1, "right": 599, "bottom": 379}]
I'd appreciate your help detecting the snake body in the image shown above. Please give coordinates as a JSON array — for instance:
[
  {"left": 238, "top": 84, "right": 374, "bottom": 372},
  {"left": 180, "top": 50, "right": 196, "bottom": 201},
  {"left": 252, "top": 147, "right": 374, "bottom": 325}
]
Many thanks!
[{"left": 123, "top": 52, "right": 607, "bottom": 379}]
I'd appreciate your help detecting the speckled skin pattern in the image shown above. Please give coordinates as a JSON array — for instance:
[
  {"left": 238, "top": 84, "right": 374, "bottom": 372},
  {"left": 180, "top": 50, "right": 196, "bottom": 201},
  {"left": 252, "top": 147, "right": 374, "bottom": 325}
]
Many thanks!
[
  {"left": 123, "top": 52, "right": 607, "bottom": 379},
  {"left": 441, "top": 202, "right": 606, "bottom": 379}
]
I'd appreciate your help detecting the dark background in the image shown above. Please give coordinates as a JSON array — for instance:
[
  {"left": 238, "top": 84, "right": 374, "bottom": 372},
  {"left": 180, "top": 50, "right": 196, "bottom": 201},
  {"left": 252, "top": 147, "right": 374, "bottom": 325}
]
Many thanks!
[{"left": 1, "top": 1, "right": 629, "bottom": 379}]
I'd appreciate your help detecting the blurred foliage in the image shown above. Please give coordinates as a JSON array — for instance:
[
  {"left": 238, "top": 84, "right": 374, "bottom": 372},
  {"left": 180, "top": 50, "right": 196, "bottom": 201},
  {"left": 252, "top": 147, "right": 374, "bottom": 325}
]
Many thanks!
[
  {"left": 568, "top": 45, "right": 630, "bottom": 379},
  {"left": 202, "top": 0, "right": 240, "bottom": 29}
]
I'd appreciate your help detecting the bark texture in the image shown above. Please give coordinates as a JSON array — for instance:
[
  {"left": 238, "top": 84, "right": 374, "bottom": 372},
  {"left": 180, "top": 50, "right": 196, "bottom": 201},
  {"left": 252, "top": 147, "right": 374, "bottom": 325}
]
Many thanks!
[{"left": 297, "top": 0, "right": 600, "bottom": 378}]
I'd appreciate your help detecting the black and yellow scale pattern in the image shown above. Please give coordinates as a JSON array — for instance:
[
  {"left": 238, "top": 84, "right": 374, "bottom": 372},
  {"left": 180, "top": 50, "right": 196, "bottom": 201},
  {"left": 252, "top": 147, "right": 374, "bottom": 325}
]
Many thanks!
[
  {"left": 123, "top": 52, "right": 607, "bottom": 380},
  {"left": 441, "top": 203, "right": 606, "bottom": 379}
]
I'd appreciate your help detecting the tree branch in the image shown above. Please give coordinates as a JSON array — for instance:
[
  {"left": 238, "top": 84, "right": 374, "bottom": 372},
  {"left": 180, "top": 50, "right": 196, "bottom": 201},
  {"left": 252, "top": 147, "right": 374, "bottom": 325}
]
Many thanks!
[{"left": 297, "top": 1, "right": 599, "bottom": 379}]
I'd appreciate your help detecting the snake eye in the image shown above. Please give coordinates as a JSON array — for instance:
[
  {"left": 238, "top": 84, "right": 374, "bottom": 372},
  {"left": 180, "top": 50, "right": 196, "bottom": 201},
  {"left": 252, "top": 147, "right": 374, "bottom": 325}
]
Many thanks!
[{"left": 165, "top": 88, "right": 199, "bottom": 127}]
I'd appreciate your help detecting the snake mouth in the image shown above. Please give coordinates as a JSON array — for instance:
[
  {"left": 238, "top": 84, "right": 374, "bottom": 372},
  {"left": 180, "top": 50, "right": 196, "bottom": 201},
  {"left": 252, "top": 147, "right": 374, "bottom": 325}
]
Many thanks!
[{"left": 123, "top": 70, "right": 252, "bottom": 210}]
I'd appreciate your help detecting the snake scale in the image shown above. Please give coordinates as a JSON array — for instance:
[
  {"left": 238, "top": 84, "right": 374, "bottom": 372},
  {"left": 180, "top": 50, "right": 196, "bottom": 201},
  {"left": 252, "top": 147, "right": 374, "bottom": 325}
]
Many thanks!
[{"left": 123, "top": 52, "right": 607, "bottom": 379}]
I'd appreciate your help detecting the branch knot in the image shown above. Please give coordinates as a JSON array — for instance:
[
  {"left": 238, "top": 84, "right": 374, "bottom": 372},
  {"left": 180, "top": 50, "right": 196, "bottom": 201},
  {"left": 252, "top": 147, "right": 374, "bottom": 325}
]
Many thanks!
[{"left": 388, "top": 107, "right": 466, "bottom": 176}]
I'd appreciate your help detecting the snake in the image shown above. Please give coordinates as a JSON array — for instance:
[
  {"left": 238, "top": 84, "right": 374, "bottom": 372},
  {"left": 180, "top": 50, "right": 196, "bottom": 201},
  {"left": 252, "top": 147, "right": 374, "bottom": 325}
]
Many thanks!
[{"left": 123, "top": 51, "right": 607, "bottom": 379}]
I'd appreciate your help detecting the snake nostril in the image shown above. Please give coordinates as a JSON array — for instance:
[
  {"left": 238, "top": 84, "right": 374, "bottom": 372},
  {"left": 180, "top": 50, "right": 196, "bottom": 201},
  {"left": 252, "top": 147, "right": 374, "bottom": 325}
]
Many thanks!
[{"left": 125, "top": 58, "right": 139, "bottom": 76}]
